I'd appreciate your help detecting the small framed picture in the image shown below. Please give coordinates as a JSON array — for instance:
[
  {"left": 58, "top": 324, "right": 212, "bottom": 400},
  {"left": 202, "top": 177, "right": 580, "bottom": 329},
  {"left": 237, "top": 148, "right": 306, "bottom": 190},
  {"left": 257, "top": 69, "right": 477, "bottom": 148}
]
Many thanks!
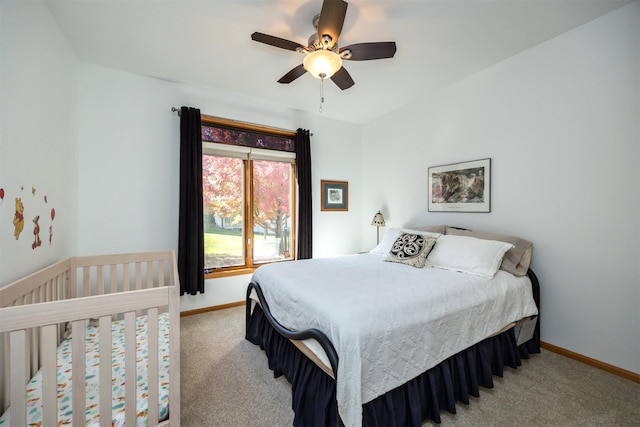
[
  {"left": 321, "top": 180, "right": 348, "bottom": 211},
  {"left": 428, "top": 158, "right": 491, "bottom": 212}
]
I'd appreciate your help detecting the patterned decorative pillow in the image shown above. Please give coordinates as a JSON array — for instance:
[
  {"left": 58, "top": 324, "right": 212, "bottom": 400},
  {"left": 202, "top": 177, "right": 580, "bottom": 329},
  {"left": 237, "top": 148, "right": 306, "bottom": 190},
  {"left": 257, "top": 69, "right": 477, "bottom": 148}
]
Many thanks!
[
  {"left": 384, "top": 233, "right": 438, "bottom": 268},
  {"left": 370, "top": 227, "right": 441, "bottom": 254}
]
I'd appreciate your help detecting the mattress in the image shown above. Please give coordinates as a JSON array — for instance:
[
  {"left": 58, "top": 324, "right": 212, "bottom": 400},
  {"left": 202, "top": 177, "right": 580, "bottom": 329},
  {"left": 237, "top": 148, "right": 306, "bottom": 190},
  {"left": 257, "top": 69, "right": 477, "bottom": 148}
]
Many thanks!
[
  {"left": 250, "top": 253, "right": 539, "bottom": 426},
  {"left": 0, "top": 312, "right": 171, "bottom": 427}
]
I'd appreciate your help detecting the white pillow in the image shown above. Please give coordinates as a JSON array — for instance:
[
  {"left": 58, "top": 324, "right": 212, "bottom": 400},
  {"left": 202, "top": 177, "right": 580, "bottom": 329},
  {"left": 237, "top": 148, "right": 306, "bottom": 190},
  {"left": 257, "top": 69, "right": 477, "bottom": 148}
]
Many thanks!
[
  {"left": 370, "top": 227, "right": 441, "bottom": 255},
  {"left": 425, "top": 234, "right": 514, "bottom": 278}
]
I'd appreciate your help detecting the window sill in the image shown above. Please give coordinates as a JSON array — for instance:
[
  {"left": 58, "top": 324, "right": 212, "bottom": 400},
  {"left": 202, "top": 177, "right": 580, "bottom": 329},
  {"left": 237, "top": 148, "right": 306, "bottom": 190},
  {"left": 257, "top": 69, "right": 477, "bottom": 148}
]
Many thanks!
[{"left": 205, "top": 267, "right": 257, "bottom": 280}]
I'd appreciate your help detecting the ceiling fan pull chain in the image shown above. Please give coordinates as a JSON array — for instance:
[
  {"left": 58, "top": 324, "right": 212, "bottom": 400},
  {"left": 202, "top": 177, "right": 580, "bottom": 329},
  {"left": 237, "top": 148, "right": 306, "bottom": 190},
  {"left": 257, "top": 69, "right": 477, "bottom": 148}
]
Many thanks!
[{"left": 319, "top": 74, "right": 325, "bottom": 113}]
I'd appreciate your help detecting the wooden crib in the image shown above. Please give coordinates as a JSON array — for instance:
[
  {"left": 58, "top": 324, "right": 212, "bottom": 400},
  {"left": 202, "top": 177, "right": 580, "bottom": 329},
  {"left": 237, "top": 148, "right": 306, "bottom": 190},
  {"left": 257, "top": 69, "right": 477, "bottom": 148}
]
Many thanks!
[{"left": 0, "top": 251, "right": 180, "bottom": 427}]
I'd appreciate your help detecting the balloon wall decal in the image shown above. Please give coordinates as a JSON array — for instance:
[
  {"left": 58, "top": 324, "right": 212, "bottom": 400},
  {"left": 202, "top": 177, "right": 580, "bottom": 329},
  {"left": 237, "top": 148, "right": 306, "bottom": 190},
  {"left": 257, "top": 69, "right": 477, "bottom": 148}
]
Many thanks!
[{"left": 50, "top": 207, "right": 56, "bottom": 244}]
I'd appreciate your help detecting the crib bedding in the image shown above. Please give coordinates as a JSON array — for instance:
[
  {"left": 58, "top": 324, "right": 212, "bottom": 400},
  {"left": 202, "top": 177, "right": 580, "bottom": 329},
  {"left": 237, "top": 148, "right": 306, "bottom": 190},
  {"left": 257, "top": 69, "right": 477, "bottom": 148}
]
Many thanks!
[
  {"left": 0, "top": 312, "right": 170, "bottom": 427},
  {"left": 250, "top": 253, "right": 539, "bottom": 427}
]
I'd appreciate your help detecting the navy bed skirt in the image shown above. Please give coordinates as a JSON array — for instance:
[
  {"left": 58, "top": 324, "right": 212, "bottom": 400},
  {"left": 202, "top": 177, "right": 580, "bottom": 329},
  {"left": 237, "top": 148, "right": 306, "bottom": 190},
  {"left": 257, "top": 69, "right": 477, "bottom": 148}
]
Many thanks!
[{"left": 246, "top": 304, "right": 539, "bottom": 426}]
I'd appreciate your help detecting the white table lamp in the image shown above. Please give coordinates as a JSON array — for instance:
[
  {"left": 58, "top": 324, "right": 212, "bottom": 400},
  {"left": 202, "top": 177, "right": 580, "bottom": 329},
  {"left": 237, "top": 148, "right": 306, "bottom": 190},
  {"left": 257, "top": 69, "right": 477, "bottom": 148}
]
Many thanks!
[{"left": 371, "top": 211, "right": 386, "bottom": 245}]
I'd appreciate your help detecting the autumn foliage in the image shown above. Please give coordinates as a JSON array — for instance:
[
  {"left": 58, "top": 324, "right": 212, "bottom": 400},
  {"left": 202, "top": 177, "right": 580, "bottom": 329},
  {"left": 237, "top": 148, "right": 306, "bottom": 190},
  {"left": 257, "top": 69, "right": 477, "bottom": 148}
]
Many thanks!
[{"left": 202, "top": 156, "right": 292, "bottom": 255}]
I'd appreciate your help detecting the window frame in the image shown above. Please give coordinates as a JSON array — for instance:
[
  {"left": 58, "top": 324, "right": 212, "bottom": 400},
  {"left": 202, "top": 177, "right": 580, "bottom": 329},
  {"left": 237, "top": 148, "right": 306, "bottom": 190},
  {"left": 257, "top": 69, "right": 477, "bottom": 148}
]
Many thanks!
[{"left": 201, "top": 115, "right": 297, "bottom": 279}]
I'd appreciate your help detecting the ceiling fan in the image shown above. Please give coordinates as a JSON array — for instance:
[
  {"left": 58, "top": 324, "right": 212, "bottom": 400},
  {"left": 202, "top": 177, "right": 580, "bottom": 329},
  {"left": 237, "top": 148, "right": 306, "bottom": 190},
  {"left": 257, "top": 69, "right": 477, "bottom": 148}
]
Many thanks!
[{"left": 251, "top": 0, "right": 397, "bottom": 91}]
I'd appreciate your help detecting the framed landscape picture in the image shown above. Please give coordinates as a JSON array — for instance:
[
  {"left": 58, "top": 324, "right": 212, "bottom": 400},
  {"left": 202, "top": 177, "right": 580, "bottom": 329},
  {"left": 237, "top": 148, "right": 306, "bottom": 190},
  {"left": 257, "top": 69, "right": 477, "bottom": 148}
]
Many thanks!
[
  {"left": 428, "top": 158, "right": 491, "bottom": 213},
  {"left": 321, "top": 180, "right": 348, "bottom": 211}
]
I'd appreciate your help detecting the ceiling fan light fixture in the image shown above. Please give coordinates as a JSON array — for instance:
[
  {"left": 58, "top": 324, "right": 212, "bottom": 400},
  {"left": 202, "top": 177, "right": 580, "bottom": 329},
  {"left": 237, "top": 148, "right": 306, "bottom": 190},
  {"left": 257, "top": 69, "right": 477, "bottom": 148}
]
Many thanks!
[
  {"left": 303, "top": 49, "right": 342, "bottom": 79},
  {"left": 250, "top": 0, "right": 396, "bottom": 90}
]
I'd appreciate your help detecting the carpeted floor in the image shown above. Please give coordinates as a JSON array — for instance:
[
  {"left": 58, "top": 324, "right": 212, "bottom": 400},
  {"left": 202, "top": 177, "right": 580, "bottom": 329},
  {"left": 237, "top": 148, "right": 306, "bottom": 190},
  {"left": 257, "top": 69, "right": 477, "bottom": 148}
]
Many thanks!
[{"left": 180, "top": 306, "right": 640, "bottom": 426}]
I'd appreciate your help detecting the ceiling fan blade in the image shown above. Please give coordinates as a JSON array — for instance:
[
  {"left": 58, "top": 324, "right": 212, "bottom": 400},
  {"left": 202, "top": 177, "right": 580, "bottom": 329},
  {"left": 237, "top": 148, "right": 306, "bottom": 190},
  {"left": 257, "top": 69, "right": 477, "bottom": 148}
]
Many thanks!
[
  {"left": 278, "top": 64, "right": 307, "bottom": 84},
  {"left": 340, "top": 42, "right": 397, "bottom": 61},
  {"left": 317, "top": 0, "right": 348, "bottom": 48},
  {"left": 330, "top": 66, "right": 354, "bottom": 90},
  {"left": 251, "top": 32, "right": 306, "bottom": 52}
]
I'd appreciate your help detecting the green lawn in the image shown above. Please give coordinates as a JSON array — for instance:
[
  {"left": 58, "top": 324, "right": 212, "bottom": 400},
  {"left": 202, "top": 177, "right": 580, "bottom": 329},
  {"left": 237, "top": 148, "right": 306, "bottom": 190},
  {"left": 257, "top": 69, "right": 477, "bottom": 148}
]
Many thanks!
[
  {"left": 204, "top": 229, "right": 275, "bottom": 257},
  {"left": 205, "top": 230, "right": 244, "bottom": 256}
]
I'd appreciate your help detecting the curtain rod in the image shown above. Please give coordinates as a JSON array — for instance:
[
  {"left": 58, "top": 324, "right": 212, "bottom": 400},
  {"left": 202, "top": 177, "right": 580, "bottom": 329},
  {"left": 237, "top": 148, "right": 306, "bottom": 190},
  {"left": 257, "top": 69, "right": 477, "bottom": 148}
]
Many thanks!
[{"left": 170, "top": 107, "right": 312, "bottom": 136}]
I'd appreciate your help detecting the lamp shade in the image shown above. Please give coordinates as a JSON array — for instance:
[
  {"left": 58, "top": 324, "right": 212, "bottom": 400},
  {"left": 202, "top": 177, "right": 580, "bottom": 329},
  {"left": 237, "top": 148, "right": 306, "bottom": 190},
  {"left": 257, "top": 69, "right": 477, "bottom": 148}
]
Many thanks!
[
  {"left": 303, "top": 49, "right": 342, "bottom": 79},
  {"left": 371, "top": 211, "right": 385, "bottom": 226}
]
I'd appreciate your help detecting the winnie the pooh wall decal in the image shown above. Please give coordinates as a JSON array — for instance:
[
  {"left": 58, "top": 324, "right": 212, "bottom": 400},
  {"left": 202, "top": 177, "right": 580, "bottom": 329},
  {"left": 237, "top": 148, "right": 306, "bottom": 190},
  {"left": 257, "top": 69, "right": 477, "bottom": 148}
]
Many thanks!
[
  {"left": 32, "top": 215, "right": 41, "bottom": 250},
  {"left": 5, "top": 186, "right": 56, "bottom": 246},
  {"left": 13, "top": 197, "right": 25, "bottom": 239}
]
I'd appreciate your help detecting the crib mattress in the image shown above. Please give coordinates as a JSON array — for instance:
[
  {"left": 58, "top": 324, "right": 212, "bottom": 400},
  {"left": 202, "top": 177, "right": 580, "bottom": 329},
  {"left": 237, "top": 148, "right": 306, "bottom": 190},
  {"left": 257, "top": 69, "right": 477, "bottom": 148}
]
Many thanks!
[{"left": 0, "top": 312, "right": 170, "bottom": 427}]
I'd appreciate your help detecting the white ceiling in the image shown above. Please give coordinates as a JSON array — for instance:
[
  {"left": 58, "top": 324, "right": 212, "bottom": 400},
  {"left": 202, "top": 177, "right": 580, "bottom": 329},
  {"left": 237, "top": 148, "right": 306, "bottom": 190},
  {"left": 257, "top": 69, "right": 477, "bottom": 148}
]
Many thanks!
[{"left": 45, "top": 0, "right": 630, "bottom": 125}]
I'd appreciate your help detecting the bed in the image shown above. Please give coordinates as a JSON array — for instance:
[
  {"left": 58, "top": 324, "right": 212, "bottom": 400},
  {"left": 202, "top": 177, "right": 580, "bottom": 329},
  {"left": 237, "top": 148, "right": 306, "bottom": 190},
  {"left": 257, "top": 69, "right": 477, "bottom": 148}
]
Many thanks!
[
  {"left": 0, "top": 250, "right": 180, "bottom": 427},
  {"left": 246, "top": 226, "right": 540, "bottom": 426}
]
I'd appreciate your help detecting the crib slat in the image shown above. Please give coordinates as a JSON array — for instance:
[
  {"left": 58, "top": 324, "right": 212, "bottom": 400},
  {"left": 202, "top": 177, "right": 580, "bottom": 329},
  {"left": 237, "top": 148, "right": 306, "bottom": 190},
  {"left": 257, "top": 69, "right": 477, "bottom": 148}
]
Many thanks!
[
  {"left": 147, "top": 262, "right": 154, "bottom": 289},
  {"left": 159, "top": 262, "right": 165, "bottom": 288},
  {"left": 82, "top": 266, "right": 91, "bottom": 297},
  {"left": 22, "top": 292, "right": 36, "bottom": 377},
  {"left": 97, "top": 265, "right": 104, "bottom": 295},
  {"left": 69, "top": 266, "right": 77, "bottom": 299},
  {"left": 10, "top": 330, "right": 26, "bottom": 426},
  {"left": 42, "top": 324, "right": 58, "bottom": 427},
  {"left": 2, "top": 334, "right": 9, "bottom": 412},
  {"left": 31, "top": 327, "right": 40, "bottom": 377},
  {"left": 123, "top": 263, "right": 130, "bottom": 291},
  {"left": 148, "top": 308, "right": 159, "bottom": 424},
  {"left": 62, "top": 271, "right": 70, "bottom": 300},
  {"left": 45, "top": 280, "right": 52, "bottom": 304},
  {"left": 125, "top": 311, "right": 137, "bottom": 426},
  {"left": 52, "top": 277, "right": 57, "bottom": 300},
  {"left": 72, "top": 319, "right": 86, "bottom": 426},
  {"left": 136, "top": 262, "right": 143, "bottom": 316},
  {"left": 169, "top": 284, "right": 181, "bottom": 424},
  {"left": 99, "top": 315, "right": 112, "bottom": 427},
  {"left": 136, "top": 262, "right": 142, "bottom": 290},
  {"left": 110, "top": 264, "right": 118, "bottom": 294},
  {"left": 58, "top": 271, "right": 64, "bottom": 299}
]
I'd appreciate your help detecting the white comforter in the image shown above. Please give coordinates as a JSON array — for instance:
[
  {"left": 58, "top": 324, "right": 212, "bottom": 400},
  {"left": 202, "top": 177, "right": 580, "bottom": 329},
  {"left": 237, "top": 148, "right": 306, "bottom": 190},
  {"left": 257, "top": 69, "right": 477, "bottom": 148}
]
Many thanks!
[{"left": 251, "top": 253, "right": 538, "bottom": 427}]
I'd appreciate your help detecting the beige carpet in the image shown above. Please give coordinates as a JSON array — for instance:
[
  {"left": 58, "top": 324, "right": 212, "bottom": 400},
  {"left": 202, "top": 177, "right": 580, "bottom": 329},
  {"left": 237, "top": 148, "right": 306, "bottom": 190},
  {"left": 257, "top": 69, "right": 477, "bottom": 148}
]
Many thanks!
[{"left": 180, "top": 306, "right": 640, "bottom": 426}]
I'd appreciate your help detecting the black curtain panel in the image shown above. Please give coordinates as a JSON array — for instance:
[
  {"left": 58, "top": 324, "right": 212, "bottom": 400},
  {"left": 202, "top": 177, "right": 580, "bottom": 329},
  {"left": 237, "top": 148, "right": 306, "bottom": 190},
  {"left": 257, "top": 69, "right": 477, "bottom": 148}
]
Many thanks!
[
  {"left": 178, "top": 106, "right": 205, "bottom": 295},
  {"left": 295, "top": 129, "right": 312, "bottom": 259}
]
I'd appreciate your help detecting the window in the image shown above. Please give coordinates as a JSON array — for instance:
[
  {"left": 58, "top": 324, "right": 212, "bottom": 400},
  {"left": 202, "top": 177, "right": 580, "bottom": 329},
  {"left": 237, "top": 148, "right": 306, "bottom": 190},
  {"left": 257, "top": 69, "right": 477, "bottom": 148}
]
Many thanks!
[{"left": 201, "top": 116, "right": 296, "bottom": 277}]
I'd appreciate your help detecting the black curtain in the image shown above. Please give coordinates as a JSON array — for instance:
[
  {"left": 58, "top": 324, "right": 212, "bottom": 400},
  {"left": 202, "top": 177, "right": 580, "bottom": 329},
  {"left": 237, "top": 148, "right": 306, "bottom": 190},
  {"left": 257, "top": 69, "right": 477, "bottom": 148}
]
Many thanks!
[
  {"left": 295, "top": 129, "right": 312, "bottom": 259},
  {"left": 178, "top": 106, "right": 205, "bottom": 295}
]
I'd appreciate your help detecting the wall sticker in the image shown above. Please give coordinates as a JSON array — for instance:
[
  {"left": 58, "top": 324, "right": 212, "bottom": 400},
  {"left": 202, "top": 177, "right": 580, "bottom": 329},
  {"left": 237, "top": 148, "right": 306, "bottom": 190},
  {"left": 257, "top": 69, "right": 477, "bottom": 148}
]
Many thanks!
[
  {"left": 32, "top": 215, "right": 41, "bottom": 250},
  {"left": 13, "top": 197, "right": 25, "bottom": 240},
  {"left": 3, "top": 184, "right": 57, "bottom": 248}
]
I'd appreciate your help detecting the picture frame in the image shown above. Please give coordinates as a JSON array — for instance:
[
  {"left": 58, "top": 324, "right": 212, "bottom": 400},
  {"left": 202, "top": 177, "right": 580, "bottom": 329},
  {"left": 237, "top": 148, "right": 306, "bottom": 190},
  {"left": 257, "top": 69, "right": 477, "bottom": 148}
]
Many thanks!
[
  {"left": 321, "top": 180, "right": 348, "bottom": 211},
  {"left": 428, "top": 158, "right": 491, "bottom": 213}
]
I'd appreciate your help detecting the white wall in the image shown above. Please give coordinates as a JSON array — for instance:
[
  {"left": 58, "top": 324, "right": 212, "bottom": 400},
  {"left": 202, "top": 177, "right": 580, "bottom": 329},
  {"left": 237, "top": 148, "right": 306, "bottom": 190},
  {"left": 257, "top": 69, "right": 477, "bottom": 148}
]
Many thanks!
[
  {"left": 0, "top": 0, "right": 79, "bottom": 409},
  {"left": 361, "top": 3, "right": 639, "bottom": 374},
  {"left": 0, "top": 1, "right": 78, "bottom": 285},
  {"left": 74, "top": 63, "right": 363, "bottom": 311}
]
